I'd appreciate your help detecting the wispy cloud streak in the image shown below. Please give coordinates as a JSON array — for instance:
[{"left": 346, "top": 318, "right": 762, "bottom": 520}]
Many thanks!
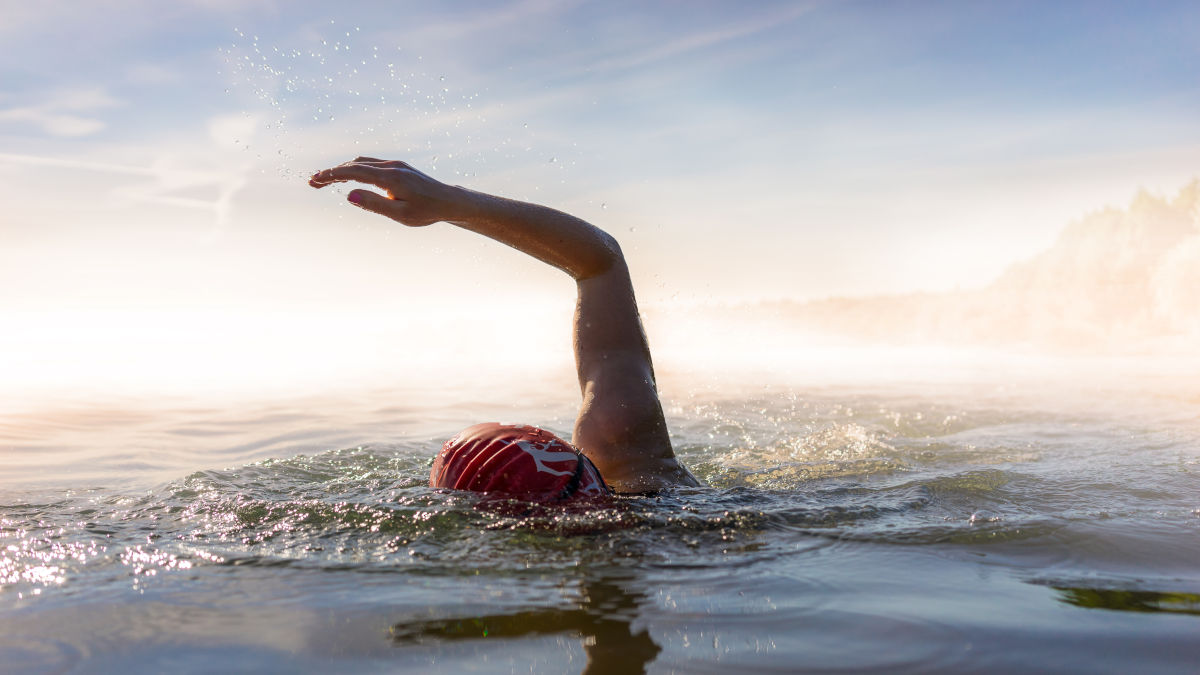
[
  {"left": 0, "top": 152, "right": 159, "bottom": 176},
  {"left": 0, "top": 152, "right": 246, "bottom": 230},
  {"left": 0, "top": 87, "right": 122, "bottom": 137},
  {"left": 582, "top": 3, "right": 818, "bottom": 75}
]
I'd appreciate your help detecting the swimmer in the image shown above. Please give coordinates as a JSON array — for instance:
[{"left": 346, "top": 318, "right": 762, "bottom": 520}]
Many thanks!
[{"left": 309, "top": 158, "right": 699, "bottom": 498}]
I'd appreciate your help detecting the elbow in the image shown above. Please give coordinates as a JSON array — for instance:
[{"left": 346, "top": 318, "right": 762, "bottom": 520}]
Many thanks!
[
  {"left": 576, "top": 230, "right": 624, "bottom": 280},
  {"left": 596, "top": 230, "right": 625, "bottom": 270}
]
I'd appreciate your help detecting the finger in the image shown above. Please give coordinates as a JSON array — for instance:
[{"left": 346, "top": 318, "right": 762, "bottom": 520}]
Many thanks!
[
  {"left": 348, "top": 189, "right": 404, "bottom": 219},
  {"left": 308, "top": 164, "right": 391, "bottom": 189},
  {"left": 351, "top": 157, "right": 411, "bottom": 170}
]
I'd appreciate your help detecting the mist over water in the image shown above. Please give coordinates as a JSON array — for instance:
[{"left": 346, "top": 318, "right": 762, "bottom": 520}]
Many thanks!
[{"left": 726, "top": 181, "right": 1200, "bottom": 354}]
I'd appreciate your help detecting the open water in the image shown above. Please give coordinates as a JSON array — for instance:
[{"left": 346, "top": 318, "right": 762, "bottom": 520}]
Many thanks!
[{"left": 2, "top": 353, "right": 1199, "bottom": 673}]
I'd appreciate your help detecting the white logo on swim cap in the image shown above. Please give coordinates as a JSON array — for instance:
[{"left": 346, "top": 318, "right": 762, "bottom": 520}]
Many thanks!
[
  {"left": 513, "top": 440, "right": 576, "bottom": 476},
  {"left": 576, "top": 480, "right": 605, "bottom": 495}
]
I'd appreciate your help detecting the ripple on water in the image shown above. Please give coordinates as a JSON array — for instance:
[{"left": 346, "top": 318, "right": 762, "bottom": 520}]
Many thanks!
[{"left": 0, "top": 636, "right": 85, "bottom": 673}]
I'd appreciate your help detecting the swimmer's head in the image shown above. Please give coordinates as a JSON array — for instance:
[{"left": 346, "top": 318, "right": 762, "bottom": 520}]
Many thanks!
[{"left": 430, "top": 423, "right": 610, "bottom": 502}]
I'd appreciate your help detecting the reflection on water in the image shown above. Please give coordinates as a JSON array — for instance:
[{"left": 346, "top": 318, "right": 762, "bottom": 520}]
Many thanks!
[
  {"left": 391, "top": 575, "right": 660, "bottom": 674},
  {"left": 1054, "top": 587, "right": 1200, "bottom": 616}
]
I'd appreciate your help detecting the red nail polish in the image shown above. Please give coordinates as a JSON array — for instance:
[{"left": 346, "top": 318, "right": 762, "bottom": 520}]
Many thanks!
[{"left": 348, "top": 192, "right": 361, "bottom": 204}]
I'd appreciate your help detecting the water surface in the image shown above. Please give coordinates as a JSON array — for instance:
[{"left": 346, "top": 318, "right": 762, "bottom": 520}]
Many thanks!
[{"left": 2, "top": 357, "right": 1199, "bottom": 673}]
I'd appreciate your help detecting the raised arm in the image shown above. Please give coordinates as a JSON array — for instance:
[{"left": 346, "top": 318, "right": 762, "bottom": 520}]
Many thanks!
[{"left": 310, "top": 158, "right": 698, "bottom": 492}]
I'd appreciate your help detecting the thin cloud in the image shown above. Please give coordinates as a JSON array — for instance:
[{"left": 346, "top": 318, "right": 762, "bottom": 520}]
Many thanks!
[
  {"left": 0, "top": 152, "right": 157, "bottom": 176},
  {"left": 0, "top": 86, "right": 122, "bottom": 137},
  {"left": 582, "top": 3, "right": 818, "bottom": 75},
  {"left": 0, "top": 109, "right": 105, "bottom": 137},
  {"left": 0, "top": 150, "right": 248, "bottom": 231},
  {"left": 385, "top": 0, "right": 583, "bottom": 45}
]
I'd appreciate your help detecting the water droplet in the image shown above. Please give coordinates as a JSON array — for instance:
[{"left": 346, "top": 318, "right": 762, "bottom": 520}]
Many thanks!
[{"left": 601, "top": 203, "right": 607, "bottom": 209}]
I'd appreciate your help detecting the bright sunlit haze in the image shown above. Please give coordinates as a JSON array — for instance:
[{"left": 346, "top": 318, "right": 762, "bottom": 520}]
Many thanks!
[{"left": 2, "top": 1, "right": 1198, "bottom": 401}]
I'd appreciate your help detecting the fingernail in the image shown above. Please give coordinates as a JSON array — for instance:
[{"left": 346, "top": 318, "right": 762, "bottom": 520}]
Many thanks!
[{"left": 348, "top": 192, "right": 361, "bottom": 204}]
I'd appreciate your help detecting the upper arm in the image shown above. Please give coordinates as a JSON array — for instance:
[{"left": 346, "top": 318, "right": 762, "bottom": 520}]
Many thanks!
[
  {"left": 572, "top": 256, "right": 656, "bottom": 393},
  {"left": 569, "top": 259, "right": 698, "bottom": 492}
]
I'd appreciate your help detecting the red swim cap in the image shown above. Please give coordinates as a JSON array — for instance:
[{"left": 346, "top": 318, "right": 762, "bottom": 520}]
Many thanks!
[{"left": 430, "top": 423, "right": 610, "bottom": 502}]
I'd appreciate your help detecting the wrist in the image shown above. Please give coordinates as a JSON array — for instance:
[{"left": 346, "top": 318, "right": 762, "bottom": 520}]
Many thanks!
[{"left": 441, "top": 184, "right": 486, "bottom": 226}]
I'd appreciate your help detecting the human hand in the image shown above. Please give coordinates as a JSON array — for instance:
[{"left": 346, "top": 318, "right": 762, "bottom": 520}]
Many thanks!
[{"left": 308, "top": 157, "right": 461, "bottom": 227}]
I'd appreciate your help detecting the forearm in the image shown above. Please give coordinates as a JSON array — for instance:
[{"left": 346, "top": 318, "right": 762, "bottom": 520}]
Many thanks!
[
  {"left": 310, "top": 159, "right": 621, "bottom": 279},
  {"left": 445, "top": 187, "right": 622, "bottom": 280}
]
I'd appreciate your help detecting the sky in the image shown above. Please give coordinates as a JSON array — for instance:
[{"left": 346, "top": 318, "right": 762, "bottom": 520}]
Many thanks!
[{"left": 1, "top": 0, "right": 1198, "bottom": 397}]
